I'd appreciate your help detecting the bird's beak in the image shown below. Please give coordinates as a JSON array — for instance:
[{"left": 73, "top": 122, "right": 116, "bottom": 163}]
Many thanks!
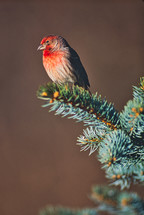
[{"left": 37, "top": 44, "right": 46, "bottom": 51}]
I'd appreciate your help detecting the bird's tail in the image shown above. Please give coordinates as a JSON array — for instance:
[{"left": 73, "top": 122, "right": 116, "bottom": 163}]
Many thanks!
[
  {"left": 82, "top": 82, "right": 91, "bottom": 95},
  {"left": 87, "top": 87, "right": 92, "bottom": 95}
]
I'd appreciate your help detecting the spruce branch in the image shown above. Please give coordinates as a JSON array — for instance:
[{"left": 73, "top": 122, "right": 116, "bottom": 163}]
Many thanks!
[
  {"left": 105, "top": 162, "right": 144, "bottom": 189},
  {"left": 37, "top": 78, "right": 144, "bottom": 189},
  {"left": 37, "top": 77, "right": 144, "bottom": 215},
  {"left": 40, "top": 185, "right": 144, "bottom": 215},
  {"left": 106, "top": 164, "right": 134, "bottom": 189},
  {"left": 120, "top": 77, "right": 144, "bottom": 139},
  {"left": 40, "top": 206, "right": 99, "bottom": 215},
  {"left": 37, "top": 83, "right": 120, "bottom": 129},
  {"left": 77, "top": 126, "right": 106, "bottom": 155},
  {"left": 120, "top": 98, "right": 144, "bottom": 138},
  {"left": 91, "top": 185, "right": 144, "bottom": 215},
  {"left": 98, "top": 130, "right": 133, "bottom": 167},
  {"left": 132, "top": 163, "right": 144, "bottom": 183},
  {"left": 133, "top": 77, "right": 144, "bottom": 100}
]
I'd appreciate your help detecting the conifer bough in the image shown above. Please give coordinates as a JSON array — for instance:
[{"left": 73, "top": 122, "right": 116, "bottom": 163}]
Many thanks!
[{"left": 37, "top": 77, "right": 144, "bottom": 215}]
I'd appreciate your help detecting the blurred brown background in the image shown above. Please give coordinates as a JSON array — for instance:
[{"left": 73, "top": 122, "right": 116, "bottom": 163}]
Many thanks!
[{"left": 0, "top": 1, "right": 144, "bottom": 215}]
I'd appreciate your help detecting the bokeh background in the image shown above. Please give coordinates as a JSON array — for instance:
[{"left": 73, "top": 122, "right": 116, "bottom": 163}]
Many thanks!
[{"left": 0, "top": 1, "right": 144, "bottom": 215}]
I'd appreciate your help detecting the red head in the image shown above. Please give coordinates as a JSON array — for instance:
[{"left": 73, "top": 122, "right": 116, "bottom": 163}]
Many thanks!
[{"left": 37, "top": 35, "right": 69, "bottom": 53}]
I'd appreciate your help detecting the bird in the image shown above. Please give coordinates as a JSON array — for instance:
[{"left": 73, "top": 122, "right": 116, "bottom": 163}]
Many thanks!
[{"left": 37, "top": 35, "right": 90, "bottom": 91}]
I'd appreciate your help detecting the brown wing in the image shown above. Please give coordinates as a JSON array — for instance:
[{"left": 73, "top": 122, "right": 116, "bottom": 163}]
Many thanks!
[{"left": 68, "top": 47, "right": 90, "bottom": 90}]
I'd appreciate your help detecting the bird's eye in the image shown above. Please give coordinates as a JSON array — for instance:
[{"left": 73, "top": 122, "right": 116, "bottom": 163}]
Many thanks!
[{"left": 46, "top": 40, "right": 49, "bottom": 43}]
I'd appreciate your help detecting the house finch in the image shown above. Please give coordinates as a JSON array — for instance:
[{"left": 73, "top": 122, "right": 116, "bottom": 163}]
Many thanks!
[{"left": 37, "top": 35, "right": 90, "bottom": 90}]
